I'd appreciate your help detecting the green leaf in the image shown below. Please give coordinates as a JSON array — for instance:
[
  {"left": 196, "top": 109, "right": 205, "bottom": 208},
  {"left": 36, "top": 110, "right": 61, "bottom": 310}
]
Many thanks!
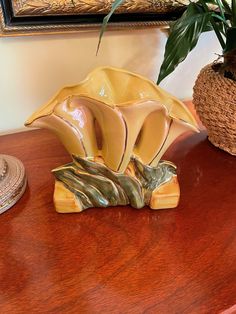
[
  {"left": 211, "top": 12, "right": 229, "bottom": 36},
  {"left": 214, "top": 0, "right": 229, "bottom": 34},
  {"left": 215, "top": 0, "right": 226, "bottom": 19},
  {"left": 199, "top": 0, "right": 226, "bottom": 48},
  {"left": 232, "top": 0, "right": 236, "bottom": 26},
  {"left": 96, "top": 0, "right": 125, "bottom": 55},
  {"left": 157, "top": 3, "right": 212, "bottom": 83},
  {"left": 221, "top": 0, "right": 232, "bottom": 16},
  {"left": 212, "top": 12, "right": 229, "bottom": 25},
  {"left": 225, "top": 27, "right": 236, "bottom": 52}
]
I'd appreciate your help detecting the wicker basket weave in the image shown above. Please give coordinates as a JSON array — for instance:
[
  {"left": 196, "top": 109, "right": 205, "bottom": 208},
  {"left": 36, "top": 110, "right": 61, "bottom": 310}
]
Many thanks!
[{"left": 193, "top": 63, "right": 236, "bottom": 155}]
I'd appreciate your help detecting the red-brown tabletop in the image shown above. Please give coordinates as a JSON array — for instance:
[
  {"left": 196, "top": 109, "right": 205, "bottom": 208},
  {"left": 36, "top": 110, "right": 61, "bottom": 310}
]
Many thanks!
[{"left": 0, "top": 120, "right": 236, "bottom": 313}]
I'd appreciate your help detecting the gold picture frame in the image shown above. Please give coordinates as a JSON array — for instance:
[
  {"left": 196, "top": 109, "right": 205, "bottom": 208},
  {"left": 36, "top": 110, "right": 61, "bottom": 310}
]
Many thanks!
[{"left": 0, "top": 0, "right": 187, "bottom": 37}]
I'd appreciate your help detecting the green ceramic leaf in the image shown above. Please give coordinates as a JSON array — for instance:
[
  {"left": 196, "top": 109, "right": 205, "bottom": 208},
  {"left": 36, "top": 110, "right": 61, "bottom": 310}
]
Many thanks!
[
  {"left": 52, "top": 156, "right": 177, "bottom": 210},
  {"left": 157, "top": 2, "right": 212, "bottom": 83},
  {"left": 72, "top": 155, "right": 145, "bottom": 208}
]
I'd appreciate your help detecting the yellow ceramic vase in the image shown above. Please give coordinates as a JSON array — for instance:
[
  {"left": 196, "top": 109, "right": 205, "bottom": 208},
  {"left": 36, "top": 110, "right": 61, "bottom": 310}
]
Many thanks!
[{"left": 25, "top": 67, "right": 198, "bottom": 213}]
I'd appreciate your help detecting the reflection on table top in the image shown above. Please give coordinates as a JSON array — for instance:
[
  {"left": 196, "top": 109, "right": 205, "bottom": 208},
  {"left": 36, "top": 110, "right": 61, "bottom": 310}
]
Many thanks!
[{"left": 0, "top": 112, "right": 236, "bottom": 313}]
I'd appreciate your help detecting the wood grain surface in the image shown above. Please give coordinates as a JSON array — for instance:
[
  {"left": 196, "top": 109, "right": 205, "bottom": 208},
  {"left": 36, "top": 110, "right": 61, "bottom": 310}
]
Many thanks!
[{"left": 0, "top": 119, "right": 236, "bottom": 313}]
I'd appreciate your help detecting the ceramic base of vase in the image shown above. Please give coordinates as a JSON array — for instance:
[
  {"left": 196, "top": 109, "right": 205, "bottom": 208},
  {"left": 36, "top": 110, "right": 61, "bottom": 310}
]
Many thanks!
[
  {"left": 0, "top": 155, "right": 27, "bottom": 214},
  {"left": 52, "top": 156, "right": 180, "bottom": 213}
]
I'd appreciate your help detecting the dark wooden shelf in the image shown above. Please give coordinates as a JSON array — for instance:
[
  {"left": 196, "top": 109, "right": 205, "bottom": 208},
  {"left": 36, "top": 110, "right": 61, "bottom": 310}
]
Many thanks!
[{"left": 0, "top": 121, "right": 236, "bottom": 313}]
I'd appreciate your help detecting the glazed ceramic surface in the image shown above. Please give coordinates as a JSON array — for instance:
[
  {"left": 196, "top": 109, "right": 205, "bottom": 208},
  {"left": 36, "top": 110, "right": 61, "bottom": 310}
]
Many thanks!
[{"left": 25, "top": 67, "right": 198, "bottom": 212}]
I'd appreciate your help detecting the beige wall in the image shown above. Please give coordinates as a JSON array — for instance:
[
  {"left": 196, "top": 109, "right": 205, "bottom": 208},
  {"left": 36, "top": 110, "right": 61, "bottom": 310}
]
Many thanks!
[{"left": 0, "top": 28, "right": 220, "bottom": 134}]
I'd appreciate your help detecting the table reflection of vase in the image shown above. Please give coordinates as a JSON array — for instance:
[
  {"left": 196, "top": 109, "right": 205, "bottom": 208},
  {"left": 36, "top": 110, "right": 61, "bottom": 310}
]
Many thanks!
[{"left": 0, "top": 155, "right": 27, "bottom": 214}]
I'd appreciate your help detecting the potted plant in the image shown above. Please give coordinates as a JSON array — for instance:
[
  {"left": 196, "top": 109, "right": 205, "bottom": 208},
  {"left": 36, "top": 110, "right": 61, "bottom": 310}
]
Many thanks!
[{"left": 99, "top": 0, "right": 236, "bottom": 155}]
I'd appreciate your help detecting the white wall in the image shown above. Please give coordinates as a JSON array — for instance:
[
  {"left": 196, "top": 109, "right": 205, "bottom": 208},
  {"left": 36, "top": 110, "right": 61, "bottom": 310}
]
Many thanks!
[{"left": 0, "top": 28, "right": 220, "bottom": 134}]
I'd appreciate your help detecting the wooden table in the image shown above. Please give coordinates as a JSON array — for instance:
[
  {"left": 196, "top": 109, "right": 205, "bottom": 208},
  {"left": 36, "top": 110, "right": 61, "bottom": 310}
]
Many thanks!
[{"left": 0, "top": 125, "right": 236, "bottom": 313}]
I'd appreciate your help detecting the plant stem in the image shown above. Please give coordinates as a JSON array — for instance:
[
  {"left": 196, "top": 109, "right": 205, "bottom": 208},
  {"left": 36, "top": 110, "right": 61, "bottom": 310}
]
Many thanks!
[
  {"left": 215, "top": 0, "right": 227, "bottom": 33},
  {"left": 211, "top": 19, "right": 226, "bottom": 49},
  {"left": 215, "top": 0, "right": 226, "bottom": 20},
  {"left": 232, "top": 0, "right": 236, "bottom": 26}
]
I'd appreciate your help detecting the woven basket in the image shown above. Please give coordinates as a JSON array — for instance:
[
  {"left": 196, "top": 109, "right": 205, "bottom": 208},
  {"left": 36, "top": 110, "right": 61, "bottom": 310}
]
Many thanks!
[{"left": 193, "top": 63, "right": 236, "bottom": 155}]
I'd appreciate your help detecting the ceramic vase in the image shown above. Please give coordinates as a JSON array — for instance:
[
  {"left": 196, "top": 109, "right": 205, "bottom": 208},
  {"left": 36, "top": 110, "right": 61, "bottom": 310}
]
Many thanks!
[{"left": 25, "top": 67, "right": 198, "bottom": 213}]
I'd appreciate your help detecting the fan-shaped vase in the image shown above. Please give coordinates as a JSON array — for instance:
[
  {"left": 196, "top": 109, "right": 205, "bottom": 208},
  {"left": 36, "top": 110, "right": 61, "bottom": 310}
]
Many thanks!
[{"left": 25, "top": 67, "right": 198, "bottom": 213}]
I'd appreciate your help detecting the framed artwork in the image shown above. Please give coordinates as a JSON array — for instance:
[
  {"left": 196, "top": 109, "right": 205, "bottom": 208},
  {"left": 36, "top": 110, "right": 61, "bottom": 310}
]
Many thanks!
[{"left": 0, "top": 0, "right": 187, "bottom": 36}]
